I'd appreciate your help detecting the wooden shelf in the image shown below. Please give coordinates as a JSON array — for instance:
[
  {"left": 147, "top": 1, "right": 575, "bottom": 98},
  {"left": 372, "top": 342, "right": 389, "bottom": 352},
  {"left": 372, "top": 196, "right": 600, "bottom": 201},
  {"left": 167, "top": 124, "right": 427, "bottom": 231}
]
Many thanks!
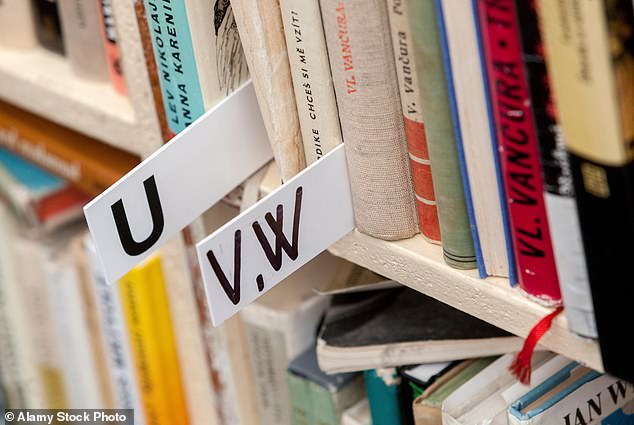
[
  {"left": 328, "top": 230, "right": 603, "bottom": 371},
  {"left": 0, "top": 46, "right": 150, "bottom": 155}
]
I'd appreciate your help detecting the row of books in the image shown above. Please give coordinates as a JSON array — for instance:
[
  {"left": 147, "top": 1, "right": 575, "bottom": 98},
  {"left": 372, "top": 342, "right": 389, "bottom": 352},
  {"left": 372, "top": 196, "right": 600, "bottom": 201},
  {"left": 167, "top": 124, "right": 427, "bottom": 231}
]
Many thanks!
[
  {"left": 0, "top": 0, "right": 126, "bottom": 94},
  {"left": 133, "top": 0, "right": 633, "bottom": 381}
]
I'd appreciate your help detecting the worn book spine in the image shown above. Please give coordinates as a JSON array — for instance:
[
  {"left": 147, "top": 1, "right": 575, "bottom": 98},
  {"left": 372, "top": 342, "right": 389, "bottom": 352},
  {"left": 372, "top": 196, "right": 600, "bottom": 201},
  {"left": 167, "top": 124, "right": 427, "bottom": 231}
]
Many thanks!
[
  {"left": 141, "top": 0, "right": 205, "bottom": 134},
  {"left": 97, "top": 0, "right": 127, "bottom": 94},
  {"left": 537, "top": 0, "right": 634, "bottom": 382},
  {"left": 230, "top": 0, "right": 306, "bottom": 180},
  {"left": 0, "top": 0, "right": 37, "bottom": 48},
  {"left": 0, "top": 100, "right": 139, "bottom": 196},
  {"left": 516, "top": 0, "right": 597, "bottom": 337},
  {"left": 475, "top": 0, "right": 561, "bottom": 301},
  {"left": 406, "top": 0, "right": 476, "bottom": 267},
  {"left": 58, "top": 0, "right": 109, "bottom": 81},
  {"left": 387, "top": 0, "right": 441, "bottom": 243},
  {"left": 280, "top": 0, "right": 343, "bottom": 164},
  {"left": 32, "top": 0, "right": 65, "bottom": 54},
  {"left": 321, "top": 0, "right": 418, "bottom": 240},
  {"left": 310, "top": 376, "right": 365, "bottom": 425}
]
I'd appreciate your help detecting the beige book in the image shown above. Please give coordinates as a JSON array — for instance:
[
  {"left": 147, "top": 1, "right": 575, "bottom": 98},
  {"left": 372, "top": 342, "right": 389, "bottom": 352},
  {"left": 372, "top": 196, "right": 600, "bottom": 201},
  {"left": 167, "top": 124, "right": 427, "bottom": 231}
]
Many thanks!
[
  {"left": 230, "top": 0, "right": 306, "bottom": 181},
  {"left": 320, "top": 0, "right": 418, "bottom": 240},
  {"left": 0, "top": 0, "right": 37, "bottom": 48},
  {"left": 58, "top": 0, "right": 109, "bottom": 80},
  {"left": 183, "top": 0, "right": 249, "bottom": 107},
  {"left": 280, "top": 0, "right": 343, "bottom": 164}
]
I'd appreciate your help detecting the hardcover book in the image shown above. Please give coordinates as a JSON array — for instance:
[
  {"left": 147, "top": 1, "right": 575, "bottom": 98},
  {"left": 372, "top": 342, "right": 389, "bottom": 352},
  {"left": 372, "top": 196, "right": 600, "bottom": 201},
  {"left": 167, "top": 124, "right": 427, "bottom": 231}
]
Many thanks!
[
  {"left": 475, "top": 0, "right": 561, "bottom": 303},
  {"left": 386, "top": 0, "right": 441, "bottom": 243},
  {"left": 321, "top": 0, "right": 418, "bottom": 241},
  {"left": 406, "top": 0, "right": 477, "bottom": 268},
  {"left": 537, "top": 0, "right": 634, "bottom": 381}
]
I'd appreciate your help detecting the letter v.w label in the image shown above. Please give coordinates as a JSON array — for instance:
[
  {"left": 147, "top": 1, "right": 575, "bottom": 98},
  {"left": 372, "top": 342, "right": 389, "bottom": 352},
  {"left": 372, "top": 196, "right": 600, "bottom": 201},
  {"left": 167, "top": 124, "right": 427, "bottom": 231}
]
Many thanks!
[
  {"left": 84, "top": 81, "right": 273, "bottom": 283},
  {"left": 197, "top": 145, "right": 355, "bottom": 326}
]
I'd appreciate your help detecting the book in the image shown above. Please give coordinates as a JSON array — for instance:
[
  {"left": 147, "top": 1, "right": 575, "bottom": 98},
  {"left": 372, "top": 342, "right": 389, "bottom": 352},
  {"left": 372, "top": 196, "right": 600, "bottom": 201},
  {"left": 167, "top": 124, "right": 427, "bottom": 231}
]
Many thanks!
[
  {"left": 97, "top": 0, "right": 127, "bottom": 94},
  {"left": 230, "top": 0, "right": 306, "bottom": 181},
  {"left": 342, "top": 398, "right": 371, "bottom": 425},
  {"left": 412, "top": 358, "right": 493, "bottom": 425},
  {"left": 118, "top": 256, "right": 190, "bottom": 425},
  {"left": 0, "top": 0, "right": 37, "bottom": 48},
  {"left": 288, "top": 345, "right": 365, "bottom": 425},
  {"left": 32, "top": 0, "right": 64, "bottom": 54},
  {"left": 508, "top": 363, "right": 633, "bottom": 425},
  {"left": 537, "top": 0, "right": 634, "bottom": 381},
  {"left": 241, "top": 252, "right": 339, "bottom": 425},
  {"left": 406, "top": 0, "right": 477, "bottom": 268},
  {"left": 280, "top": 0, "right": 343, "bottom": 164},
  {"left": 0, "top": 147, "right": 91, "bottom": 236},
  {"left": 398, "top": 362, "right": 456, "bottom": 425},
  {"left": 365, "top": 368, "right": 405, "bottom": 425},
  {"left": 84, "top": 236, "right": 145, "bottom": 424},
  {"left": 515, "top": 0, "right": 596, "bottom": 337},
  {"left": 0, "top": 99, "right": 139, "bottom": 196},
  {"left": 441, "top": 351, "right": 554, "bottom": 425},
  {"left": 436, "top": 0, "right": 511, "bottom": 277},
  {"left": 316, "top": 287, "right": 522, "bottom": 374},
  {"left": 321, "top": 0, "right": 418, "bottom": 241},
  {"left": 58, "top": 0, "right": 110, "bottom": 81},
  {"left": 475, "top": 0, "right": 561, "bottom": 303},
  {"left": 386, "top": 0, "right": 441, "bottom": 243}
]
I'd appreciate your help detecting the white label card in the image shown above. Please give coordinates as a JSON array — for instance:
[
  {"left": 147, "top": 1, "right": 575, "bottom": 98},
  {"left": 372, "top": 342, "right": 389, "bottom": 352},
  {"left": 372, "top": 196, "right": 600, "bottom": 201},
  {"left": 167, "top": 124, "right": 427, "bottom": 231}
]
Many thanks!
[
  {"left": 196, "top": 144, "right": 355, "bottom": 326},
  {"left": 84, "top": 82, "right": 273, "bottom": 282}
]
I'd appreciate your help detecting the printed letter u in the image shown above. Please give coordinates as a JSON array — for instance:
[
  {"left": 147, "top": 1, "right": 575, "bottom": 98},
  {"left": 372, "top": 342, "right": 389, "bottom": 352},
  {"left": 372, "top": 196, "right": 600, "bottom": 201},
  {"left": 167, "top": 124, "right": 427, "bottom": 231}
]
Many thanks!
[{"left": 111, "top": 175, "right": 165, "bottom": 256}]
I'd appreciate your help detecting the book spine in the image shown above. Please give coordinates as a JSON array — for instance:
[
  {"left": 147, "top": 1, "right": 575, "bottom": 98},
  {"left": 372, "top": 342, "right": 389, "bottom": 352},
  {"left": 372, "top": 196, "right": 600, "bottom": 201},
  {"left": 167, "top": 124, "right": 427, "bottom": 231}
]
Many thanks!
[
  {"left": 280, "top": 0, "right": 344, "bottom": 164},
  {"left": 58, "top": 0, "right": 110, "bottom": 81},
  {"left": 230, "top": 0, "right": 307, "bottom": 181},
  {"left": 288, "top": 372, "right": 312, "bottom": 425},
  {"left": 364, "top": 369, "right": 403, "bottom": 425},
  {"left": 97, "top": 0, "right": 127, "bottom": 95},
  {"left": 141, "top": 0, "right": 205, "bottom": 134},
  {"left": 386, "top": 0, "right": 441, "bottom": 243},
  {"left": 32, "top": 0, "right": 65, "bottom": 54},
  {"left": 44, "top": 251, "right": 105, "bottom": 408},
  {"left": 118, "top": 257, "right": 190, "bottom": 425},
  {"left": 244, "top": 321, "right": 293, "bottom": 425},
  {"left": 0, "top": 0, "right": 37, "bottom": 48},
  {"left": 311, "top": 376, "right": 365, "bottom": 425},
  {"left": 321, "top": 0, "right": 418, "bottom": 241},
  {"left": 537, "top": 0, "right": 634, "bottom": 382},
  {"left": 475, "top": 0, "right": 561, "bottom": 301},
  {"left": 85, "top": 239, "right": 145, "bottom": 424},
  {"left": 516, "top": 0, "right": 597, "bottom": 337},
  {"left": 406, "top": 0, "right": 476, "bottom": 268}
]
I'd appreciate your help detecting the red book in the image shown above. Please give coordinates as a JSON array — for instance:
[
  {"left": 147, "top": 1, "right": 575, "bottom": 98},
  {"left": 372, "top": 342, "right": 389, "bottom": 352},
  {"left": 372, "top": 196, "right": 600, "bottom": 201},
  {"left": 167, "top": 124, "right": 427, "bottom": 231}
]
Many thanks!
[{"left": 475, "top": 0, "right": 560, "bottom": 303}]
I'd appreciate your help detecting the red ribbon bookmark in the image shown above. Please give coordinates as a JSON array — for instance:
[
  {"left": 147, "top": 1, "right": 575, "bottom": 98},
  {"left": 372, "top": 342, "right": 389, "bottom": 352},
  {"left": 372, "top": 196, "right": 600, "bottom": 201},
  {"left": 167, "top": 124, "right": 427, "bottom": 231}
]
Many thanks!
[{"left": 509, "top": 306, "right": 564, "bottom": 385}]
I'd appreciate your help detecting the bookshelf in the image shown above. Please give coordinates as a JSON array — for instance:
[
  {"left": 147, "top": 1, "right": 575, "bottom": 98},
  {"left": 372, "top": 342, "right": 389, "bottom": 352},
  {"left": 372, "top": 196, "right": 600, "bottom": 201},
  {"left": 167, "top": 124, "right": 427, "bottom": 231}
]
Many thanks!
[
  {"left": 260, "top": 163, "right": 603, "bottom": 373},
  {"left": 329, "top": 231, "right": 603, "bottom": 372}
]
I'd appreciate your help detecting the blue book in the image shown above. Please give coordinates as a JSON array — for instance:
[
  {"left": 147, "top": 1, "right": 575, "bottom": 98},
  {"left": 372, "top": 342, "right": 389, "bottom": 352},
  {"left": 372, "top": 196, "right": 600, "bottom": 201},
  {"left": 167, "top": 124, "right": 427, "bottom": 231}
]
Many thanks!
[
  {"left": 0, "top": 147, "right": 64, "bottom": 197},
  {"left": 508, "top": 362, "right": 634, "bottom": 425},
  {"left": 364, "top": 369, "right": 404, "bottom": 425}
]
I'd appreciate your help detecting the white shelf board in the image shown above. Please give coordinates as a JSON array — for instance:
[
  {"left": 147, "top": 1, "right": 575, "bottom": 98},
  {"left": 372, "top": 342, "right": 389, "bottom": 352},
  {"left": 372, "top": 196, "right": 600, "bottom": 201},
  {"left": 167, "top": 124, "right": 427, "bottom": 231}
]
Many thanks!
[
  {"left": 0, "top": 46, "right": 144, "bottom": 155},
  {"left": 329, "top": 230, "right": 603, "bottom": 372}
]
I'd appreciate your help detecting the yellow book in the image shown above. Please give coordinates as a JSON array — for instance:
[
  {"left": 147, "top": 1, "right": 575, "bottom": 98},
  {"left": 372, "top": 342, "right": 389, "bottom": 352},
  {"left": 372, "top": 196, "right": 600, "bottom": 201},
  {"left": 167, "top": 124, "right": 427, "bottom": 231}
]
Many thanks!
[{"left": 118, "top": 256, "right": 190, "bottom": 425}]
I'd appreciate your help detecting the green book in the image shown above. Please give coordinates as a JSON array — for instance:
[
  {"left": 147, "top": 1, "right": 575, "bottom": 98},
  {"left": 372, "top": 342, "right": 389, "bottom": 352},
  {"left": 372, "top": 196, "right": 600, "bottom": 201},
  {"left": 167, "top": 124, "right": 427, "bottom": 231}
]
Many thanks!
[
  {"left": 288, "top": 371, "right": 312, "bottom": 425},
  {"left": 406, "top": 0, "right": 477, "bottom": 269},
  {"left": 364, "top": 368, "right": 403, "bottom": 425},
  {"left": 413, "top": 358, "right": 496, "bottom": 425}
]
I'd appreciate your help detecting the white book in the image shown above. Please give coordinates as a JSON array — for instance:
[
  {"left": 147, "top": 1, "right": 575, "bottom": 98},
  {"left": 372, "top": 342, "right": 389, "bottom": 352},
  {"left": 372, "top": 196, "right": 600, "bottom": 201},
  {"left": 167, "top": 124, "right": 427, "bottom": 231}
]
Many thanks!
[
  {"left": 43, "top": 233, "right": 106, "bottom": 409},
  {"left": 438, "top": 0, "right": 509, "bottom": 277},
  {"left": 241, "top": 252, "right": 341, "bottom": 425},
  {"left": 507, "top": 365, "right": 634, "bottom": 425},
  {"left": 0, "top": 0, "right": 37, "bottom": 48},
  {"left": 442, "top": 352, "right": 554, "bottom": 425},
  {"left": 280, "top": 0, "right": 343, "bottom": 164},
  {"left": 84, "top": 236, "right": 145, "bottom": 424},
  {"left": 57, "top": 0, "right": 109, "bottom": 80}
]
